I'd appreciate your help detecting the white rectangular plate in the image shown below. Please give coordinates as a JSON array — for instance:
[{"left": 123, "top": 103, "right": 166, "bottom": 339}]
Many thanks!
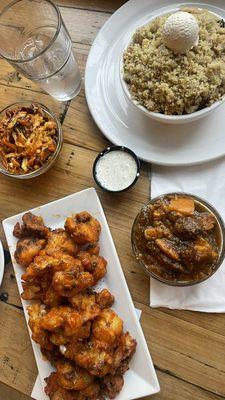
[{"left": 3, "top": 188, "right": 160, "bottom": 400}]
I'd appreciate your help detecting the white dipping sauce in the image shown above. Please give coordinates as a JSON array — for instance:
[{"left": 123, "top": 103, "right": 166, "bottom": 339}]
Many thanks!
[{"left": 95, "top": 150, "right": 138, "bottom": 191}]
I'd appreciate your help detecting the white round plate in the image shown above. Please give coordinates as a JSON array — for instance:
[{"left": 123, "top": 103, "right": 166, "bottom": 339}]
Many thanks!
[
  {"left": 85, "top": 0, "right": 225, "bottom": 166},
  {"left": 0, "top": 241, "right": 4, "bottom": 286}
]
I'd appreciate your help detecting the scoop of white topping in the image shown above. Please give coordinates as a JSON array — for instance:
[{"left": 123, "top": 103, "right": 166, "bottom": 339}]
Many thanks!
[{"left": 162, "top": 11, "right": 199, "bottom": 53}]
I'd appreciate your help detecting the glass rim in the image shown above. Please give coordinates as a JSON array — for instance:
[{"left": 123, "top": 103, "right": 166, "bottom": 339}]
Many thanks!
[{"left": 0, "top": 0, "right": 62, "bottom": 63}]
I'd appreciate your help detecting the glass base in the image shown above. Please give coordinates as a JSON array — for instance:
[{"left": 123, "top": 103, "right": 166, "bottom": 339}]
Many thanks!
[{"left": 50, "top": 79, "right": 82, "bottom": 101}]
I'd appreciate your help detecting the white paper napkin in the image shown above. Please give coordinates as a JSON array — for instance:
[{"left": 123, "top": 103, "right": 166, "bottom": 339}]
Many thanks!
[
  {"left": 31, "top": 308, "right": 142, "bottom": 400},
  {"left": 150, "top": 158, "right": 225, "bottom": 312}
]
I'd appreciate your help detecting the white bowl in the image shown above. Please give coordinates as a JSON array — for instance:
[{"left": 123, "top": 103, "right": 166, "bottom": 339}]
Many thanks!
[{"left": 120, "top": 7, "right": 225, "bottom": 125}]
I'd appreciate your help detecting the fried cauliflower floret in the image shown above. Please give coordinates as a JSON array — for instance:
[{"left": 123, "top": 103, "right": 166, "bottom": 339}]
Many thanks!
[
  {"left": 22, "top": 255, "right": 56, "bottom": 281},
  {"left": 101, "top": 374, "right": 124, "bottom": 399},
  {"left": 45, "top": 373, "right": 75, "bottom": 400},
  {"left": 22, "top": 281, "right": 42, "bottom": 300},
  {"left": 22, "top": 253, "right": 78, "bottom": 282},
  {"left": 44, "top": 285, "right": 64, "bottom": 308},
  {"left": 52, "top": 269, "right": 95, "bottom": 297},
  {"left": 22, "top": 272, "right": 52, "bottom": 301},
  {"left": 68, "top": 291, "right": 101, "bottom": 323},
  {"left": 52, "top": 256, "right": 107, "bottom": 296},
  {"left": 50, "top": 321, "right": 91, "bottom": 346},
  {"left": 113, "top": 332, "right": 137, "bottom": 375},
  {"left": 63, "top": 331, "right": 136, "bottom": 379},
  {"left": 92, "top": 309, "right": 123, "bottom": 350},
  {"left": 81, "top": 382, "right": 100, "bottom": 400},
  {"left": 64, "top": 340, "right": 114, "bottom": 377},
  {"left": 14, "top": 237, "right": 46, "bottom": 267},
  {"left": 69, "top": 288, "right": 114, "bottom": 309},
  {"left": 95, "top": 289, "right": 114, "bottom": 309},
  {"left": 56, "top": 361, "right": 94, "bottom": 390},
  {"left": 28, "top": 304, "right": 53, "bottom": 350},
  {"left": 13, "top": 212, "right": 48, "bottom": 238},
  {"left": 45, "top": 372, "right": 100, "bottom": 400},
  {"left": 41, "top": 306, "right": 83, "bottom": 336},
  {"left": 86, "top": 244, "right": 100, "bottom": 256},
  {"left": 45, "top": 229, "right": 79, "bottom": 257},
  {"left": 77, "top": 251, "right": 107, "bottom": 282},
  {"left": 65, "top": 212, "right": 101, "bottom": 245},
  {"left": 21, "top": 253, "right": 83, "bottom": 301}
]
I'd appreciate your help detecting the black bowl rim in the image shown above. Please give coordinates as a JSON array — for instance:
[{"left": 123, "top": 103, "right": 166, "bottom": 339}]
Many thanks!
[
  {"left": 131, "top": 192, "right": 225, "bottom": 287},
  {"left": 93, "top": 145, "right": 140, "bottom": 193}
]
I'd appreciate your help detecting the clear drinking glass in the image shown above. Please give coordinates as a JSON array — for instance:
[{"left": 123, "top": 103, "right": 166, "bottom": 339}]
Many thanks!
[{"left": 0, "top": 0, "right": 82, "bottom": 101}]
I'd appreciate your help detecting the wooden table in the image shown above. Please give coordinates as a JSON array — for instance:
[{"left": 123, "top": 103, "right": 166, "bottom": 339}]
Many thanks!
[{"left": 0, "top": 1, "right": 225, "bottom": 399}]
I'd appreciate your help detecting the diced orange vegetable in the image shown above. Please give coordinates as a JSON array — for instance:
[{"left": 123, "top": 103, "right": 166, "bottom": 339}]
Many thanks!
[
  {"left": 194, "top": 237, "right": 217, "bottom": 261},
  {"left": 155, "top": 238, "right": 180, "bottom": 261},
  {"left": 144, "top": 227, "right": 158, "bottom": 239},
  {"left": 168, "top": 197, "right": 195, "bottom": 216}
]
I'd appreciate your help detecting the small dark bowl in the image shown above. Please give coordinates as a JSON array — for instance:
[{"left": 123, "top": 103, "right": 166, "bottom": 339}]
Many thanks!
[
  {"left": 131, "top": 192, "right": 225, "bottom": 287},
  {"left": 93, "top": 145, "right": 140, "bottom": 193}
]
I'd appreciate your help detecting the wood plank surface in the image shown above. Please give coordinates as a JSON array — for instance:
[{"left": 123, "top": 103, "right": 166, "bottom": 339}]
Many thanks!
[
  {"left": 60, "top": 7, "right": 109, "bottom": 44},
  {"left": 0, "top": 302, "right": 37, "bottom": 394},
  {"left": 0, "top": 1, "right": 225, "bottom": 400},
  {"left": 57, "top": 0, "right": 127, "bottom": 13},
  {"left": 0, "top": 382, "right": 33, "bottom": 400}
]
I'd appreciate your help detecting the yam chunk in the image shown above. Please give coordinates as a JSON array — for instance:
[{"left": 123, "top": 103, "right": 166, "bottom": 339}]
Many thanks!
[
  {"left": 168, "top": 197, "right": 195, "bottom": 216},
  {"left": 144, "top": 227, "right": 158, "bottom": 239},
  {"left": 194, "top": 237, "right": 217, "bottom": 262},
  {"left": 155, "top": 239, "right": 180, "bottom": 261}
]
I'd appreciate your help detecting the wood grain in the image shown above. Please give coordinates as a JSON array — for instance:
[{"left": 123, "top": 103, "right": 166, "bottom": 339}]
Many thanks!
[
  {"left": 0, "top": 302, "right": 37, "bottom": 395},
  {"left": 60, "top": 7, "right": 109, "bottom": 44},
  {"left": 151, "top": 370, "right": 224, "bottom": 400},
  {"left": 0, "top": 382, "right": 33, "bottom": 400},
  {"left": 139, "top": 303, "right": 225, "bottom": 397},
  {"left": 0, "top": 259, "right": 22, "bottom": 309},
  {"left": 0, "top": 74, "right": 66, "bottom": 122},
  {"left": 57, "top": 0, "right": 127, "bottom": 13}
]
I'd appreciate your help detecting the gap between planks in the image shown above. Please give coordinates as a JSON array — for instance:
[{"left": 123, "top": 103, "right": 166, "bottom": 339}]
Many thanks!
[
  {"left": 155, "top": 365, "right": 225, "bottom": 400},
  {"left": 56, "top": 0, "right": 126, "bottom": 14}
]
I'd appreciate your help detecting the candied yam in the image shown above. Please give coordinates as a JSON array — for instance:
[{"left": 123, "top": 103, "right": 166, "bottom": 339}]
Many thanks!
[
  {"left": 145, "top": 223, "right": 172, "bottom": 239},
  {"left": 144, "top": 227, "right": 158, "bottom": 239},
  {"left": 169, "top": 197, "right": 195, "bottom": 216},
  {"left": 194, "top": 237, "right": 218, "bottom": 263},
  {"left": 155, "top": 238, "right": 180, "bottom": 261}
]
